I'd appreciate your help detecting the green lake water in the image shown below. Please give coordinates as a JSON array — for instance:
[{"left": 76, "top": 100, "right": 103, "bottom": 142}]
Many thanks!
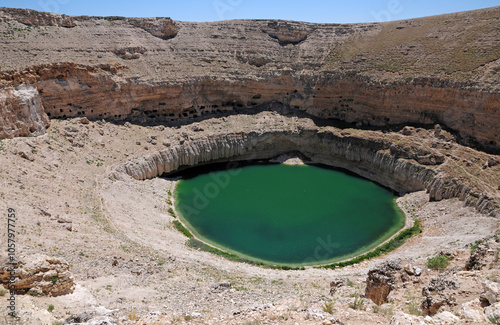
[{"left": 174, "top": 163, "right": 405, "bottom": 266}]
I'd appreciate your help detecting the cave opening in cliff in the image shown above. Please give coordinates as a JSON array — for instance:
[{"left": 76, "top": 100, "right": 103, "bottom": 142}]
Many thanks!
[{"left": 172, "top": 161, "right": 406, "bottom": 266}]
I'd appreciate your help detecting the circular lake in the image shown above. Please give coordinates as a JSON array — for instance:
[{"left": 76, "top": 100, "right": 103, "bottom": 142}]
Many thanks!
[{"left": 174, "top": 163, "right": 406, "bottom": 266}]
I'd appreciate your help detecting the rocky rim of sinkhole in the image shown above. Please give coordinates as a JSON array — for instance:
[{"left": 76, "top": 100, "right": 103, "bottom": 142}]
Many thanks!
[{"left": 0, "top": 112, "right": 498, "bottom": 325}]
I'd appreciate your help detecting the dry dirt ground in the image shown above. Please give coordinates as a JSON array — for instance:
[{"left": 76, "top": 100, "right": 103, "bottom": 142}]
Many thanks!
[{"left": 0, "top": 112, "right": 499, "bottom": 325}]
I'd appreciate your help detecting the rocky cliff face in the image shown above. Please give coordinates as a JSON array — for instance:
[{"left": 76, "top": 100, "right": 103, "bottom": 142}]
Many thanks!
[
  {"left": 0, "top": 85, "right": 49, "bottom": 138},
  {"left": 111, "top": 128, "right": 498, "bottom": 217},
  {"left": 0, "top": 7, "right": 499, "bottom": 153}
]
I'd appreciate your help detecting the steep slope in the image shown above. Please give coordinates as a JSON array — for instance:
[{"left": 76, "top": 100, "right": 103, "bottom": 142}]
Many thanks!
[{"left": 0, "top": 6, "right": 499, "bottom": 152}]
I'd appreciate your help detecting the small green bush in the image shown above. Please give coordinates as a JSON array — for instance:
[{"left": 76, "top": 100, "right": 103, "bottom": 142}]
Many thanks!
[
  {"left": 168, "top": 207, "right": 176, "bottom": 218},
  {"left": 173, "top": 220, "right": 192, "bottom": 238},
  {"left": 322, "top": 301, "right": 335, "bottom": 314},
  {"left": 471, "top": 239, "right": 484, "bottom": 252},
  {"left": 48, "top": 304, "right": 54, "bottom": 312},
  {"left": 426, "top": 255, "right": 450, "bottom": 270},
  {"left": 489, "top": 315, "right": 500, "bottom": 324}
]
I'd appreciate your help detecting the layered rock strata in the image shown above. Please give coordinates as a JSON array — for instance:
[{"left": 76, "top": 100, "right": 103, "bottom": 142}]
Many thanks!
[
  {"left": 0, "top": 7, "right": 499, "bottom": 152},
  {"left": 0, "top": 85, "right": 49, "bottom": 138},
  {"left": 111, "top": 128, "right": 498, "bottom": 217},
  {"left": 0, "top": 254, "right": 75, "bottom": 296}
]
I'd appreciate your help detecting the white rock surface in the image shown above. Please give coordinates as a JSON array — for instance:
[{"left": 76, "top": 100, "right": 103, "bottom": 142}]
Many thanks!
[
  {"left": 460, "top": 299, "right": 485, "bottom": 322},
  {"left": 432, "top": 311, "right": 460, "bottom": 324},
  {"left": 390, "top": 311, "right": 428, "bottom": 325},
  {"left": 485, "top": 302, "right": 500, "bottom": 323},
  {"left": 482, "top": 280, "right": 500, "bottom": 305}
]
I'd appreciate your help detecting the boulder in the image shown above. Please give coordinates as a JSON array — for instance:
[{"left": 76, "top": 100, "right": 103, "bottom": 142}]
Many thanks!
[
  {"left": 330, "top": 278, "right": 347, "bottom": 295},
  {"left": 432, "top": 311, "right": 459, "bottom": 324},
  {"left": 365, "top": 259, "right": 402, "bottom": 305},
  {"left": 211, "top": 282, "right": 231, "bottom": 292},
  {"left": 485, "top": 302, "right": 500, "bottom": 324},
  {"left": 0, "top": 254, "right": 75, "bottom": 296},
  {"left": 0, "top": 86, "right": 49, "bottom": 139},
  {"left": 460, "top": 299, "right": 485, "bottom": 323},
  {"left": 421, "top": 277, "right": 457, "bottom": 316},
  {"left": 481, "top": 280, "right": 500, "bottom": 306},
  {"left": 465, "top": 242, "right": 489, "bottom": 270}
]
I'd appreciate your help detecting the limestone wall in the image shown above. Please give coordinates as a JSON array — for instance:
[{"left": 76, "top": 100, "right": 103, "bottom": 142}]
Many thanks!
[{"left": 111, "top": 130, "right": 498, "bottom": 217}]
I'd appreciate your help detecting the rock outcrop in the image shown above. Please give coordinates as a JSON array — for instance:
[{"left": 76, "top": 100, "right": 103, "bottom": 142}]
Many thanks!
[
  {"left": 2, "top": 7, "right": 76, "bottom": 27},
  {"left": 0, "top": 254, "right": 75, "bottom": 296},
  {"left": 465, "top": 242, "right": 491, "bottom": 271},
  {"left": 421, "top": 277, "right": 458, "bottom": 315},
  {"left": 111, "top": 128, "right": 498, "bottom": 217},
  {"left": 0, "top": 7, "right": 498, "bottom": 153},
  {"left": 365, "top": 260, "right": 402, "bottom": 305},
  {"left": 0, "top": 85, "right": 49, "bottom": 138},
  {"left": 481, "top": 280, "right": 500, "bottom": 306}
]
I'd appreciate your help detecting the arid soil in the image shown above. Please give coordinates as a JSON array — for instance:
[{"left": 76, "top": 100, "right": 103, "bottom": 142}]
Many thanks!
[
  {"left": 0, "top": 5, "right": 499, "bottom": 325},
  {"left": 0, "top": 112, "right": 498, "bottom": 324}
]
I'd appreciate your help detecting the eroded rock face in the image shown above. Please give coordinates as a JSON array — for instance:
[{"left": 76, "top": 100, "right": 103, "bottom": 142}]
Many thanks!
[
  {"left": 0, "top": 7, "right": 498, "bottom": 153},
  {"left": 127, "top": 17, "right": 179, "bottom": 40},
  {"left": 365, "top": 260, "right": 402, "bottom": 305},
  {"left": 262, "top": 21, "right": 310, "bottom": 45},
  {"left": 1, "top": 7, "right": 76, "bottom": 27},
  {"left": 389, "top": 311, "right": 425, "bottom": 325},
  {"left": 110, "top": 129, "right": 498, "bottom": 217},
  {"left": 485, "top": 302, "right": 500, "bottom": 323},
  {"left": 421, "top": 277, "right": 458, "bottom": 316},
  {"left": 0, "top": 85, "right": 49, "bottom": 138},
  {"left": 465, "top": 242, "right": 490, "bottom": 271},
  {"left": 0, "top": 254, "right": 75, "bottom": 296},
  {"left": 481, "top": 280, "right": 500, "bottom": 306}
]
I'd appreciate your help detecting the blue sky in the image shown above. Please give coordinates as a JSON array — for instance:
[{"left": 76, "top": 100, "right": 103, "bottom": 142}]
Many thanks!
[{"left": 0, "top": 0, "right": 498, "bottom": 23}]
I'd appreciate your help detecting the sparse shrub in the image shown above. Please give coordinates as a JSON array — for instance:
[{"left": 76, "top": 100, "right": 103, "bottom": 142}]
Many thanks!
[
  {"left": 234, "top": 286, "right": 248, "bottom": 291},
  {"left": 346, "top": 280, "right": 354, "bottom": 287},
  {"left": 408, "top": 299, "right": 422, "bottom": 316},
  {"left": 471, "top": 239, "right": 484, "bottom": 252},
  {"left": 168, "top": 207, "right": 176, "bottom": 218},
  {"left": 48, "top": 304, "right": 54, "bottom": 312},
  {"left": 0, "top": 288, "right": 7, "bottom": 296},
  {"left": 127, "top": 310, "right": 139, "bottom": 321},
  {"left": 173, "top": 220, "right": 192, "bottom": 238},
  {"left": 426, "top": 255, "right": 450, "bottom": 270},
  {"left": 489, "top": 315, "right": 500, "bottom": 324},
  {"left": 323, "top": 220, "right": 422, "bottom": 269},
  {"left": 51, "top": 276, "right": 58, "bottom": 283},
  {"left": 373, "top": 304, "right": 395, "bottom": 319},
  {"left": 349, "top": 294, "right": 365, "bottom": 310},
  {"left": 322, "top": 301, "right": 335, "bottom": 314}
]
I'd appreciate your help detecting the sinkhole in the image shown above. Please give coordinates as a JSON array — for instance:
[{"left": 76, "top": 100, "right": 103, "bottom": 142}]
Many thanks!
[{"left": 173, "top": 162, "right": 406, "bottom": 266}]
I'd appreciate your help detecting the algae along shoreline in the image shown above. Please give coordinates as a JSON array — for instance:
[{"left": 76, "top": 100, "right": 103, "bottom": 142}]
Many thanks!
[{"left": 172, "top": 163, "right": 409, "bottom": 267}]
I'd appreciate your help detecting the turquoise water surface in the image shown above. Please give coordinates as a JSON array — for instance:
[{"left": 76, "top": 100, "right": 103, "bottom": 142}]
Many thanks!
[{"left": 174, "top": 163, "right": 405, "bottom": 266}]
